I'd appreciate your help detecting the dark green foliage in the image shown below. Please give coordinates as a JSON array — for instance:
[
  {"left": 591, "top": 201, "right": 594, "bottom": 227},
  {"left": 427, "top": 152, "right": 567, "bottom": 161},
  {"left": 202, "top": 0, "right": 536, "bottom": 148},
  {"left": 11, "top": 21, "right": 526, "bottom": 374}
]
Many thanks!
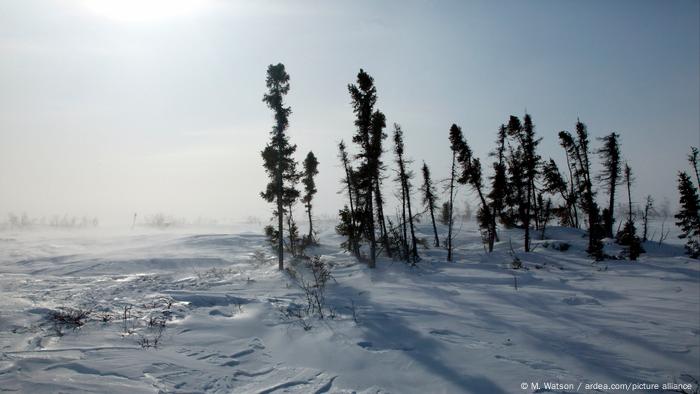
[
  {"left": 370, "top": 111, "right": 391, "bottom": 257},
  {"left": 393, "top": 124, "right": 419, "bottom": 263},
  {"left": 347, "top": 69, "right": 383, "bottom": 268},
  {"left": 616, "top": 220, "right": 643, "bottom": 260},
  {"left": 264, "top": 224, "right": 279, "bottom": 247},
  {"left": 261, "top": 63, "right": 297, "bottom": 270},
  {"left": 446, "top": 124, "right": 464, "bottom": 261},
  {"left": 616, "top": 163, "right": 644, "bottom": 260},
  {"left": 420, "top": 162, "right": 440, "bottom": 247},
  {"left": 488, "top": 124, "right": 508, "bottom": 227},
  {"left": 337, "top": 141, "right": 360, "bottom": 256},
  {"left": 596, "top": 132, "right": 622, "bottom": 238},
  {"left": 642, "top": 195, "right": 654, "bottom": 242},
  {"left": 559, "top": 120, "right": 604, "bottom": 260},
  {"left": 302, "top": 151, "right": 319, "bottom": 243},
  {"left": 505, "top": 114, "right": 541, "bottom": 252},
  {"left": 451, "top": 124, "right": 496, "bottom": 252},
  {"left": 675, "top": 172, "right": 700, "bottom": 258},
  {"left": 336, "top": 206, "right": 361, "bottom": 254},
  {"left": 542, "top": 158, "right": 577, "bottom": 227}
]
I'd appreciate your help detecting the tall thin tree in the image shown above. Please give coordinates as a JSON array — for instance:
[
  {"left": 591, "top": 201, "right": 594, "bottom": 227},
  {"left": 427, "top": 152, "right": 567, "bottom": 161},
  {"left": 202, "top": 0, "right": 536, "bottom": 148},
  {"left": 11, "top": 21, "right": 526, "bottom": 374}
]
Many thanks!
[
  {"left": 348, "top": 69, "right": 380, "bottom": 268},
  {"left": 447, "top": 124, "right": 466, "bottom": 261},
  {"left": 302, "top": 151, "right": 319, "bottom": 242},
  {"left": 393, "top": 124, "right": 418, "bottom": 262},
  {"left": 337, "top": 141, "right": 359, "bottom": 256},
  {"left": 261, "top": 63, "right": 295, "bottom": 270},
  {"left": 370, "top": 111, "right": 391, "bottom": 257},
  {"left": 596, "top": 132, "right": 622, "bottom": 238},
  {"left": 559, "top": 120, "right": 603, "bottom": 259},
  {"left": 420, "top": 162, "right": 440, "bottom": 247}
]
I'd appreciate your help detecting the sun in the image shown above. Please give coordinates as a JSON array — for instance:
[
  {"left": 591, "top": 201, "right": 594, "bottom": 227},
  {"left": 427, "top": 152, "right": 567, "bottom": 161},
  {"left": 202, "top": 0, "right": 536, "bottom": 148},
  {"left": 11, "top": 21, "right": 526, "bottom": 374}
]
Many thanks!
[{"left": 81, "top": 0, "right": 210, "bottom": 23}]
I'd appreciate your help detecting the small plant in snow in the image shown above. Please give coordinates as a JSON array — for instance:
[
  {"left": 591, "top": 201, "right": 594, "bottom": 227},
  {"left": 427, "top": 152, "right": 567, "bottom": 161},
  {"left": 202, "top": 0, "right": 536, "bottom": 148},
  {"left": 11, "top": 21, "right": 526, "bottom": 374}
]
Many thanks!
[{"left": 48, "top": 307, "right": 92, "bottom": 336}]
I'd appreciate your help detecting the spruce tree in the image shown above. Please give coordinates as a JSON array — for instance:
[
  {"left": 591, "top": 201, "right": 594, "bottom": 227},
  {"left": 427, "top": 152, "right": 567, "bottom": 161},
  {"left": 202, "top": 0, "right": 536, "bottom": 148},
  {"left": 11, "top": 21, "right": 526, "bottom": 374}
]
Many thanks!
[
  {"left": 503, "top": 116, "right": 526, "bottom": 228},
  {"left": 455, "top": 133, "right": 495, "bottom": 252},
  {"left": 642, "top": 195, "right": 653, "bottom": 242},
  {"left": 488, "top": 124, "right": 508, "bottom": 232},
  {"left": 337, "top": 141, "right": 359, "bottom": 256},
  {"left": 447, "top": 124, "right": 466, "bottom": 261},
  {"left": 348, "top": 69, "right": 381, "bottom": 268},
  {"left": 393, "top": 124, "right": 418, "bottom": 262},
  {"left": 559, "top": 120, "right": 604, "bottom": 260},
  {"left": 420, "top": 162, "right": 440, "bottom": 247},
  {"left": 542, "top": 159, "right": 576, "bottom": 227},
  {"left": 596, "top": 132, "right": 622, "bottom": 238},
  {"left": 616, "top": 163, "right": 642, "bottom": 260},
  {"left": 261, "top": 63, "right": 296, "bottom": 270},
  {"left": 675, "top": 172, "right": 700, "bottom": 258},
  {"left": 302, "top": 151, "right": 319, "bottom": 243},
  {"left": 506, "top": 114, "right": 541, "bottom": 252},
  {"left": 370, "top": 111, "right": 391, "bottom": 257}
]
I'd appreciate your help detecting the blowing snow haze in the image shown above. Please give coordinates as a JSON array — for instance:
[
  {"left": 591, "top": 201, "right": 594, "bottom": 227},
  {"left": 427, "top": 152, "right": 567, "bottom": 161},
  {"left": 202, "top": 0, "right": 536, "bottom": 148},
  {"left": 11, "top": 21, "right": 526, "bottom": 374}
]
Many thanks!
[{"left": 0, "top": 0, "right": 698, "bottom": 225}]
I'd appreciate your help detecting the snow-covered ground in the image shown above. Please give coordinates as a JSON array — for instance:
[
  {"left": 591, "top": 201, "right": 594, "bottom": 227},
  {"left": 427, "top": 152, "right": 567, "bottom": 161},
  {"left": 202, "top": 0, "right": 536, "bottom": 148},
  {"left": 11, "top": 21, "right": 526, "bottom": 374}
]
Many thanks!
[{"left": 0, "top": 220, "right": 698, "bottom": 393}]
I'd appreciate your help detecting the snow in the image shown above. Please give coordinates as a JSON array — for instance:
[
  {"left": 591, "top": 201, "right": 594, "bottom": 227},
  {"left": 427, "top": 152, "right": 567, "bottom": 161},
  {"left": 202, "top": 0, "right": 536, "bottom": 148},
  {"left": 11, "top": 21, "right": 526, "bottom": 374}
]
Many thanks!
[{"left": 0, "top": 220, "right": 698, "bottom": 393}]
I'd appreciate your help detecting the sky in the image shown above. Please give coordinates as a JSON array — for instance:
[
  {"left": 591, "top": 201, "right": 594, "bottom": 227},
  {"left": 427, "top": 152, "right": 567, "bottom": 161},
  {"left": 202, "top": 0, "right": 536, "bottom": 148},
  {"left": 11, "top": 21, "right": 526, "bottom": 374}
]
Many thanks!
[{"left": 0, "top": 0, "right": 698, "bottom": 226}]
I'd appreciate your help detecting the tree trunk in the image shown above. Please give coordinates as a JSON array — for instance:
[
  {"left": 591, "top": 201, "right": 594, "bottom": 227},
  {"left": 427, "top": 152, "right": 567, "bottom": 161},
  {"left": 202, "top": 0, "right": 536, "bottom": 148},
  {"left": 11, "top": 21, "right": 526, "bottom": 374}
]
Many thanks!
[
  {"left": 429, "top": 203, "right": 439, "bottom": 247},
  {"left": 404, "top": 177, "right": 418, "bottom": 261},
  {"left": 524, "top": 180, "right": 531, "bottom": 252},
  {"left": 401, "top": 182, "right": 408, "bottom": 258},
  {"left": 367, "top": 187, "right": 376, "bottom": 268},
  {"left": 307, "top": 203, "right": 313, "bottom": 241},
  {"left": 374, "top": 179, "right": 391, "bottom": 257}
]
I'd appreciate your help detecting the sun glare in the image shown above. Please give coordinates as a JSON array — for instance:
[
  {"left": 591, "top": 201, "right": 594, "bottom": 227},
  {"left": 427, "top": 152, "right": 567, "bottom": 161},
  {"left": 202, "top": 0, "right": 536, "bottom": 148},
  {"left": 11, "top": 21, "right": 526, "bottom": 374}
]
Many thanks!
[{"left": 81, "top": 0, "right": 210, "bottom": 23}]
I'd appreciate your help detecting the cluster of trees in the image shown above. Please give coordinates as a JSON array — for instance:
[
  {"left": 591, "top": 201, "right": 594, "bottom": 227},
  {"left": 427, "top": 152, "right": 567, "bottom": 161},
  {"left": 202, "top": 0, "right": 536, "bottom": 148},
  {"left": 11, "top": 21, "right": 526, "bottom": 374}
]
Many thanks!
[
  {"left": 260, "top": 63, "right": 699, "bottom": 269},
  {"left": 260, "top": 63, "right": 320, "bottom": 270},
  {"left": 335, "top": 70, "right": 422, "bottom": 267}
]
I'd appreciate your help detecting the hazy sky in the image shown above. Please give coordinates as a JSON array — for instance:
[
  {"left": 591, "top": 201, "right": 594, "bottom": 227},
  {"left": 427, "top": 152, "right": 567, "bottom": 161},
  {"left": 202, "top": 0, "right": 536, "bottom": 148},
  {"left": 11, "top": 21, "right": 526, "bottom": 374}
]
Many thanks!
[{"left": 1, "top": 0, "right": 698, "bottom": 225}]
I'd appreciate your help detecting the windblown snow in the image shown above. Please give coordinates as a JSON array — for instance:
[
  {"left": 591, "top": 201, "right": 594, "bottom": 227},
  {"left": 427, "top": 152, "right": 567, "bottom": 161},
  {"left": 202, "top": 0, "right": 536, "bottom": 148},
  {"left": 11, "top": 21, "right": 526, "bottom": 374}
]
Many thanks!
[{"left": 0, "top": 221, "right": 698, "bottom": 393}]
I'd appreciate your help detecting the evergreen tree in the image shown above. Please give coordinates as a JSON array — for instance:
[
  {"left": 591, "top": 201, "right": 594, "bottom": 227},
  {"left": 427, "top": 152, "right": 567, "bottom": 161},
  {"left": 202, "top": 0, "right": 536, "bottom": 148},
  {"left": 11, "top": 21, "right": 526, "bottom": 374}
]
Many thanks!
[
  {"left": 302, "top": 151, "right": 319, "bottom": 243},
  {"left": 260, "top": 63, "right": 296, "bottom": 270},
  {"left": 616, "top": 163, "right": 642, "bottom": 260},
  {"left": 596, "top": 132, "right": 622, "bottom": 238},
  {"left": 337, "top": 141, "right": 360, "bottom": 256},
  {"left": 506, "top": 114, "right": 541, "bottom": 252},
  {"left": 559, "top": 120, "right": 604, "bottom": 260},
  {"left": 370, "top": 111, "right": 391, "bottom": 258},
  {"left": 393, "top": 124, "right": 418, "bottom": 263},
  {"left": 542, "top": 159, "right": 576, "bottom": 227},
  {"left": 455, "top": 133, "right": 495, "bottom": 252},
  {"left": 420, "top": 162, "right": 440, "bottom": 247},
  {"left": 642, "top": 195, "right": 654, "bottom": 242},
  {"left": 675, "top": 172, "right": 700, "bottom": 258},
  {"left": 348, "top": 69, "right": 381, "bottom": 268},
  {"left": 447, "top": 124, "right": 466, "bottom": 261},
  {"left": 488, "top": 124, "right": 508, "bottom": 231}
]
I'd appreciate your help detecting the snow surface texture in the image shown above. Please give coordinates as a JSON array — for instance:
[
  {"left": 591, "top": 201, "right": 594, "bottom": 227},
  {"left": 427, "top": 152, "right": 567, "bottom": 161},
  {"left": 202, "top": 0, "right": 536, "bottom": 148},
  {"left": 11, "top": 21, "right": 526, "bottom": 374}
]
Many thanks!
[{"left": 0, "top": 220, "right": 698, "bottom": 393}]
